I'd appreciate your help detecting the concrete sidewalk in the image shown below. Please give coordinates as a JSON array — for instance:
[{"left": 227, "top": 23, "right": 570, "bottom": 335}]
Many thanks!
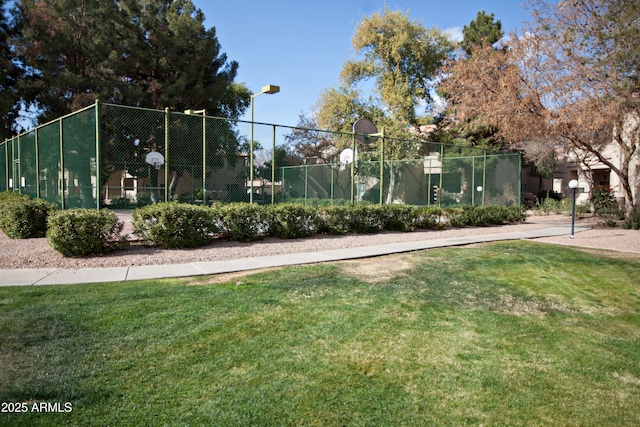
[{"left": 0, "top": 225, "right": 588, "bottom": 287}]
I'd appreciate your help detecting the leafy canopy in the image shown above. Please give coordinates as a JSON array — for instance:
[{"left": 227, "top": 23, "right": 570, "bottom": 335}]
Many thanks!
[
  {"left": 12, "top": 0, "right": 249, "bottom": 125},
  {"left": 340, "top": 7, "right": 453, "bottom": 126}
]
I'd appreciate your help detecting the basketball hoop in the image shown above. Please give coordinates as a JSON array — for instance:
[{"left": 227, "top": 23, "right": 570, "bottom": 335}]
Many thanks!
[{"left": 146, "top": 151, "right": 165, "bottom": 171}]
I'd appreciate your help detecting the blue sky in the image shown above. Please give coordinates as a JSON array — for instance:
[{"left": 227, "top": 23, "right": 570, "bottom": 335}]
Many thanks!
[{"left": 195, "top": 0, "right": 534, "bottom": 128}]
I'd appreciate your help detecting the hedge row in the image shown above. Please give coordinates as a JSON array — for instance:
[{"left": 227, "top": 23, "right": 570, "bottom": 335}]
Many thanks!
[
  {"left": 132, "top": 202, "right": 526, "bottom": 249},
  {"left": 0, "top": 191, "right": 526, "bottom": 256}
]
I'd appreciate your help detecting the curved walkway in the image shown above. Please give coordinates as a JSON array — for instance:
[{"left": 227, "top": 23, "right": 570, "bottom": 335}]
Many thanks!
[{"left": 0, "top": 224, "right": 589, "bottom": 287}]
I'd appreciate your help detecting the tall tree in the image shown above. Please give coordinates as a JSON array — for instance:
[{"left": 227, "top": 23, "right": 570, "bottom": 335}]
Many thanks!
[
  {"left": 12, "top": 0, "right": 128, "bottom": 122},
  {"left": 339, "top": 7, "right": 453, "bottom": 126},
  {"left": 12, "top": 0, "right": 250, "bottom": 123},
  {"left": 460, "top": 10, "right": 503, "bottom": 56},
  {"left": 116, "top": 0, "right": 250, "bottom": 115},
  {"left": 312, "top": 8, "right": 453, "bottom": 203},
  {"left": 0, "top": 0, "right": 21, "bottom": 140},
  {"left": 440, "top": 0, "right": 640, "bottom": 215}
]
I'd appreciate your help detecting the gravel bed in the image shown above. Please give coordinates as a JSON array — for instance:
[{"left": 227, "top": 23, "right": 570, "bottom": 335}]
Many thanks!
[{"left": 0, "top": 213, "right": 637, "bottom": 270}]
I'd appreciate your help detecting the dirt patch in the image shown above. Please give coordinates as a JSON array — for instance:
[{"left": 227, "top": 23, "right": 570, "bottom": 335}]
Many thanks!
[
  {"left": 340, "top": 255, "right": 417, "bottom": 283},
  {"left": 192, "top": 267, "right": 279, "bottom": 285}
]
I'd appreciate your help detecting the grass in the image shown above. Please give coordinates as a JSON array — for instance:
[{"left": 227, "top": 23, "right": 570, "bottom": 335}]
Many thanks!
[{"left": 1, "top": 241, "right": 639, "bottom": 426}]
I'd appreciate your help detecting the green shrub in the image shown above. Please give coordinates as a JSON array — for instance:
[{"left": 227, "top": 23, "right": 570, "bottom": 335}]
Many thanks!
[
  {"left": 503, "top": 206, "right": 527, "bottom": 223},
  {"left": 267, "top": 204, "right": 318, "bottom": 239},
  {"left": 132, "top": 202, "right": 217, "bottom": 248},
  {"left": 0, "top": 192, "right": 58, "bottom": 238},
  {"left": 378, "top": 205, "right": 418, "bottom": 232},
  {"left": 623, "top": 208, "right": 640, "bottom": 230},
  {"left": 443, "top": 205, "right": 526, "bottom": 227},
  {"left": 535, "top": 194, "right": 566, "bottom": 214},
  {"left": 218, "top": 203, "right": 269, "bottom": 242},
  {"left": 346, "top": 203, "right": 382, "bottom": 233},
  {"left": 415, "top": 206, "right": 444, "bottom": 229},
  {"left": 462, "top": 205, "right": 507, "bottom": 226},
  {"left": 443, "top": 207, "right": 466, "bottom": 227},
  {"left": 317, "top": 205, "right": 351, "bottom": 235},
  {"left": 593, "top": 186, "right": 617, "bottom": 213},
  {"left": 47, "top": 209, "right": 125, "bottom": 257}
]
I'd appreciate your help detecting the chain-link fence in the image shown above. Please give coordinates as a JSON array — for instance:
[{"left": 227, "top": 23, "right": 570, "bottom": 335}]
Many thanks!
[
  {"left": 281, "top": 147, "right": 521, "bottom": 206},
  {"left": 1, "top": 101, "right": 521, "bottom": 208}
]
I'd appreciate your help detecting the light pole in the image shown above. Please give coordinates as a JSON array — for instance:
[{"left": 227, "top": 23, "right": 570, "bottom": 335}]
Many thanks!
[
  {"left": 476, "top": 186, "right": 483, "bottom": 206},
  {"left": 569, "top": 179, "right": 579, "bottom": 238},
  {"left": 250, "top": 84, "right": 280, "bottom": 203}
]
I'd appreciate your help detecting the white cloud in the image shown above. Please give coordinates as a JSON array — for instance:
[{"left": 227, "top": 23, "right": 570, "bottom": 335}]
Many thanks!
[{"left": 443, "top": 26, "right": 463, "bottom": 42}]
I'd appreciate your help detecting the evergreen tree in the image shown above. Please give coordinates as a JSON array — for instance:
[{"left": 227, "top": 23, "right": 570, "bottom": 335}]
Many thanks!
[
  {"left": 0, "top": 0, "right": 22, "bottom": 139},
  {"left": 12, "top": 0, "right": 250, "bottom": 123},
  {"left": 460, "top": 10, "right": 503, "bottom": 56}
]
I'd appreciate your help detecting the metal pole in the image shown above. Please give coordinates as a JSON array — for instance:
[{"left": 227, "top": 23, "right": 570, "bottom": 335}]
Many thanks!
[
  {"left": 250, "top": 97, "right": 255, "bottom": 203},
  {"left": 438, "top": 144, "right": 444, "bottom": 207},
  {"left": 95, "top": 100, "right": 101, "bottom": 209},
  {"left": 471, "top": 157, "right": 475, "bottom": 205},
  {"left": 164, "top": 108, "right": 170, "bottom": 202},
  {"left": 35, "top": 128, "right": 40, "bottom": 199},
  {"left": 3, "top": 140, "right": 7, "bottom": 191},
  {"left": 271, "top": 125, "right": 276, "bottom": 204},
  {"left": 304, "top": 164, "right": 308, "bottom": 203},
  {"left": 427, "top": 158, "right": 432, "bottom": 205},
  {"left": 350, "top": 133, "right": 356, "bottom": 203},
  {"left": 17, "top": 134, "right": 21, "bottom": 194},
  {"left": 379, "top": 127, "right": 385, "bottom": 205},
  {"left": 482, "top": 151, "right": 487, "bottom": 206},
  {"left": 571, "top": 187, "right": 576, "bottom": 239},
  {"left": 202, "top": 111, "right": 207, "bottom": 206},
  {"left": 59, "top": 119, "right": 65, "bottom": 209}
]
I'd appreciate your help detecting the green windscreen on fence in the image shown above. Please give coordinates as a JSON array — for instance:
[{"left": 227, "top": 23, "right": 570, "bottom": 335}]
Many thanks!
[
  {"left": 1, "top": 102, "right": 521, "bottom": 208},
  {"left": 37, "top": 119, "right": 62, "bottom": 205}
]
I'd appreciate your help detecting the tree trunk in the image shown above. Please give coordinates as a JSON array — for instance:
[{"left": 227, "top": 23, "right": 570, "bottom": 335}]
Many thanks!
[{"left": 385, "top": 163, "right": 395, "bottom": 205}]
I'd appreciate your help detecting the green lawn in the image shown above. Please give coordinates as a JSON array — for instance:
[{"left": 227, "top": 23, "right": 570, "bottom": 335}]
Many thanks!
[{"left": 1, "top": 241, "right": 639, "bottom": 426}]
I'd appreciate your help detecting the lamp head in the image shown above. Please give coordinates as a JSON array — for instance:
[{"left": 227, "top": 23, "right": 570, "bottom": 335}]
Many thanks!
[
  {"left": 569, "top": 179, "right": 579, "bottom": 189},
  {"left": 261, "top": 85, "right": 280, "bottom": 95}
]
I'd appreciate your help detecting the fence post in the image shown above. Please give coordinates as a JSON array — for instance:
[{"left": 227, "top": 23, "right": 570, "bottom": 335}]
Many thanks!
[
  {"left": 95, "top": 100, "right": 101, "bottom": 209},
  {"left": 3, "top": 140, "right": 7, "bottom": 191},
  {"left": 482, "top": 150, "right": 487, "bottom": 206},
  {"left": 35, "top": 128, "right": 40, "bottom": 199},
  {"left": 59, "top": 119, "right": 65, "bottom": 209},
  {"left": 304, "top": 164, "right": 308, "bottom": 203},
  {"left": 471, "top": 156, "right": 475, "bottom": 205},
  {"left": 438, "top": 144, "right": 444, "bottom": 207},
  {"left": 281, "top": 167, "right": 286, "bottom": 203},
  {"left": 202, "top": 110, "right": 207, "bottom": 206},
  {"left": 350, "top": 132, "right": 356, "bottom": 203},
  {"left": 164, "top": 108, "right": 170, "bottom": 202},
  {"left": 379, "top": 127, "right": 385, "bottom": 205},
  {"left": 271, "top": 125, "right": 276, "bottom": 204},
  {"left": 427, "top": 157, "right": 432, "bottom": 205},
  {"left": 10, "top": 136, "right": 15, "bottom": 191}
]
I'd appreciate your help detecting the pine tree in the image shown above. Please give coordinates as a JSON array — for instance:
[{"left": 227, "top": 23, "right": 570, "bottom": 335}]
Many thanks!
[
  {"left": 0, "top": 0, "right": 23, "bottom": 138},
  {"left": 12, "top": 0, "right": 250, "bottom": 123},
  {"left": 460, "top": 10, "right": 503, "bottom": 56}
]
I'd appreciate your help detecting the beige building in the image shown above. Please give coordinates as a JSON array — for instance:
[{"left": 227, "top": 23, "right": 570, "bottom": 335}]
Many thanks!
[{"left": 551, "top": 116, "right": 640, "bottom": 207}]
